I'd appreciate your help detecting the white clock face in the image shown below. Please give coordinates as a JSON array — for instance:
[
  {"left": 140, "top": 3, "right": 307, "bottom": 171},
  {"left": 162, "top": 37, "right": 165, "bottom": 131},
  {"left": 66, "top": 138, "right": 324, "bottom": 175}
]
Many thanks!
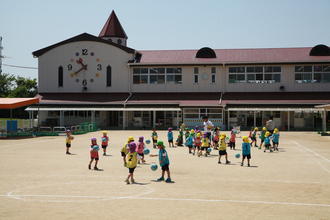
[{"left": 66, "top": 48, "right": 103, "bottom": 86}]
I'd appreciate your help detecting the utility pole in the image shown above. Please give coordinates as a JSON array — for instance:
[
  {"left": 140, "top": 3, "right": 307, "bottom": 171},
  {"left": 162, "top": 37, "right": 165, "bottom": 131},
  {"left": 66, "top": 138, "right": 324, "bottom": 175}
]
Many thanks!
[{"left": 0, "top": 36, "right": 3, "bottom": 74}]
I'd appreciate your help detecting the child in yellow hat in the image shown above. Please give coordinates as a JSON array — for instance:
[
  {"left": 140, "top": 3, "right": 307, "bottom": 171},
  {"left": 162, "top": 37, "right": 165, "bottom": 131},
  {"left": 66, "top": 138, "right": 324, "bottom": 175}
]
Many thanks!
[
  {"left": 218, "top": 134, "right": 230, "bottom": 164},
  {"left": 264, "top": 131, "right": 273, "bottom": 153},
  {"left": 241, "top": 136, "right": 251, "bottom": 167},
  {"left": 121, "top": 136, "right": 134, "bottom": 167}
]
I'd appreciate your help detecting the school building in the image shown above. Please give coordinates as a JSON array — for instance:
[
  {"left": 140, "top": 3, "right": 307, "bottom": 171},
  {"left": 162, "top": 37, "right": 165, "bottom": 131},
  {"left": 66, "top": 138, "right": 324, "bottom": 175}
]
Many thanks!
[{"left": 29, "top": 11, "right": 330, "bottom": 131}]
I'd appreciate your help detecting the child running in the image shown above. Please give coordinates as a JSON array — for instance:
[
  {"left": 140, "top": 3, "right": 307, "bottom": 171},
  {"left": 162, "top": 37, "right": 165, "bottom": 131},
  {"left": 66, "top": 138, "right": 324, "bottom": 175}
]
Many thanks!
[
  {"left": 193, "top": 132, "right": 202, "bottom": 156},
  {"left": 199, "top": 133, "right": 210, "bottom": 157},
  {"left": 259, "top": 127, "right": 267, "bottom": 149},
  {"left": 228, "top": 129, "right": 236, "bottom": 150},
  {"left": 65, "top": 129, "right": 74, "bottom": 155},
  {"left": 150, "top": 141, "right": 172, "bottom": 183},
  {"left": 151, "top": 128, "right": 158, "bottom": 149},
  {"left": 167, "top": 128, "right": 174, "bottom": 148},
  {"left": 175, "top": 129, "right": 183, "bottom": 146},
  {"left": 249, "top": 127, "right": 258, "bottom": 148},
  {"left": 272, "top": 128, "right": 280, "bottom": 151},
  {"left": 101, "top": 131, "right": 109, "bottom": 156},
  {"left": 89, "top": 138, "right": 100, "bottom": 170},
  {"left": 121, "top": 136, "right": 134, "bottom": 167},
  {"left": 185, "top": 131, "right": 194, "bottom": 154},
  {"left": 125, "top": 143, "right": 138, "bottom": 184},
  {"left": 264, "top": 131, "right": 273, "bottom": 152},
  {"left": 218, "top": 134, "right": 230, "bottom": 164},
  {"left": 212, "top": 128, "right": 220, "bottom": 150},
  {"left": 136, "top": 136, "right": 146, "bottom": 164},
  {"left": 241, "top": 136, "right": 251, "bottom": 167}
]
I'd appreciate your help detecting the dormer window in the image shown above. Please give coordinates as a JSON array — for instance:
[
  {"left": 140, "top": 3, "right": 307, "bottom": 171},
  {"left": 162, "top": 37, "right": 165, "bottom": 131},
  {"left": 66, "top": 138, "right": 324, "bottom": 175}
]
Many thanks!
[
  {"left": 196, "top": 47, "right": 216, "bottom": 58},
  {"left": 310, "top": 44, "right": 330, "bottom": 56}
]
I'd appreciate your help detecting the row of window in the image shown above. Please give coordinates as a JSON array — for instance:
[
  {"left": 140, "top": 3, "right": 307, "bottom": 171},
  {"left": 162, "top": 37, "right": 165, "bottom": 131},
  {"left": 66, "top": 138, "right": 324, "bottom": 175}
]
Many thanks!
[
  {"left": 294, "top": 65, "right": 330, "bottom": 83},
  {"left": 183, "top": 108, "right": 222, "bottom": 119},
  {"left": 133, "top": 67, "right": 183, "bottom": 84},
  {"left": 228, "top": 66, "right": 281, "bottom": 83},
  {"left": 58, "top": 65, "right": 330, "bottom": 87}
]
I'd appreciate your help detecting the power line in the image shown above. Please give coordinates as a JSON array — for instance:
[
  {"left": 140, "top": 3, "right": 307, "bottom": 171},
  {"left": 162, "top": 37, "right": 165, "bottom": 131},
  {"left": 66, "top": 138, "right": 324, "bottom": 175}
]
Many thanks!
[{"left": 3, "top": 63, "right": 38, "bottom": 70}]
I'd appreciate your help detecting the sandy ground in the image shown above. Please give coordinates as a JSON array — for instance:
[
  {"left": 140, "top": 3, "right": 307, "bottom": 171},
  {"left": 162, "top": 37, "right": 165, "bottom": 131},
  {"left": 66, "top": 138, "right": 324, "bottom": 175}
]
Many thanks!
[{"left": 0, "top": 130, "right": 330, "bottom": 220}]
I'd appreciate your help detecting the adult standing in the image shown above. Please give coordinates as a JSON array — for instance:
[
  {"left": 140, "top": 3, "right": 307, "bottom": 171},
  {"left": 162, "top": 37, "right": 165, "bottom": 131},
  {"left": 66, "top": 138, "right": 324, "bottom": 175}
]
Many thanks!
[
  {"left": 202, "top": 115, "right": 214, "bottom": 140},
  {"left": 266, "top": 116, "right": 275, "bottom": 134}
]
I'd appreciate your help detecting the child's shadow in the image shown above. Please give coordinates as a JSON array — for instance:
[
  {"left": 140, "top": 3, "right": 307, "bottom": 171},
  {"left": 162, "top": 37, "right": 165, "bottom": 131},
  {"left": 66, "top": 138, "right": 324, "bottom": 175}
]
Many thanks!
[
  {"left": 247, "top": 165, "right": 258, "bottom": 168},
  {"left": 151, "top": 180, "right": 175, "bottom": 184},
  {"left": 67, "top": 153, "right": 77, "bottom": 155},
  {"left": 103, "top": 154, "right": 112, "bottom": 157},
  {"left": 131, "top": 182, "right": 150, "bottom": 185},
  {"left": 93, "top": 169, "right": 104, "bottom": 171}
]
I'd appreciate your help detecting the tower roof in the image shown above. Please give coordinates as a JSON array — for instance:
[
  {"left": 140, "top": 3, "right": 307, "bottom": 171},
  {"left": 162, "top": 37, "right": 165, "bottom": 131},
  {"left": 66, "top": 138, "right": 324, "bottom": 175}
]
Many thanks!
[{"left": 99, "top": 10, "right": 128, "bottom": 39}]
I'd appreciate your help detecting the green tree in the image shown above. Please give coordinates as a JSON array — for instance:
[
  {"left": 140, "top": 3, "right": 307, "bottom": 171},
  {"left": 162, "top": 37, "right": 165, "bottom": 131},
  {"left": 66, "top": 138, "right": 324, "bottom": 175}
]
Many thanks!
[
  {"left": 0, "top": 73, "right": 15, "bottom": 97},
  {"left": 9, "top": 76, "right": 38, "bottom": 98}
]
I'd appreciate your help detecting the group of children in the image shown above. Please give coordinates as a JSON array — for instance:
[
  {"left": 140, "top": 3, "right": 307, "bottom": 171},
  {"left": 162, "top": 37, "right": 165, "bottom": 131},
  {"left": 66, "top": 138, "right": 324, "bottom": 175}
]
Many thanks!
[
  {"left": 64, "top": 124, "right": 280, "bottom": 184},
  {"left": 249, "top": 127, "right": 280, "bottom": 152},
  {"left": 120, "top": 136, "right": 171, "bottom": 184}
]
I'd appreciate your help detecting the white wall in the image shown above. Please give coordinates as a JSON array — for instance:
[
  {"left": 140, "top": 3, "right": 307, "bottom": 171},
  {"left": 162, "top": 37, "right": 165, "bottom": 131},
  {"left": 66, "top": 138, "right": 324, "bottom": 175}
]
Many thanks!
[{"left": 38, "top": 41, "right": 134, "bottom": 93}]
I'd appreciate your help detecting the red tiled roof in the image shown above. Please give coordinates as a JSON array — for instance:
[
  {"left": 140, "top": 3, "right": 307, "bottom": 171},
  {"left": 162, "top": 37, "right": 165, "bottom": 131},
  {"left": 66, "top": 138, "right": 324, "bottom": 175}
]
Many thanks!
[
  {"left": 134, "top": 47, "right": 330, "bottom": 65},
  {"left": 99, "top": 10, "right": 128, "bottom": 39}
]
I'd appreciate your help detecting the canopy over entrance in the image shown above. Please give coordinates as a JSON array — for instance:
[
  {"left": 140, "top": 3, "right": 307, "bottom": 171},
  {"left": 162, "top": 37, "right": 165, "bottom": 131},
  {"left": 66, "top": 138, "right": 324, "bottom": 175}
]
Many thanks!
[{"left": 0, "top": 98, "right": 39, "bottom": 109}]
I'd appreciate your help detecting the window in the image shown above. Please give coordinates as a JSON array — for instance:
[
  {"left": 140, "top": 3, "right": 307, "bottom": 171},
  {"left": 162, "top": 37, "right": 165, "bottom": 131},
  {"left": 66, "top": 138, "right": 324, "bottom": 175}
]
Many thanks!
[
  {"left": 117, "top": 39, "right": 122, "bottom": 45},
  {"left": 58, "top": 66, "right": 63, "bottom": 87},
  {"left": 229, "top": 66, "right": 281, "bottom": 83},
  {"left": 194, "top": 74, "right": 199, "bottom": 83},
  {"left": 183, "top": 108, "right": 222, "bottom": 119},
  {"left": 133, "top": 68, "right": 148, "bottom": 84},
  {"left": 133, "top": 67, "right": 182, "bottom": 84},
  {"left": 211, "top": 67, "right": 216, "bottom": 83},
  {"left": 150, "top": 68, "right": 165, "bottom": 84},
  {"left": 194, "top": 67, "right": 199, "bottom": 74},
  {"left": 211, "top": 74, "right": 216, "bottom": 83},
  {"left": 211, "top": 67, "right": 216, "bottom": 73},
  {"left": 166, "top": 68, "right": 182, "bottom": 84},
  {"left": 295, "top": 65, "right": 330, "bottom": 83},
  {"left": 106, "top": 65, "right": 112, "bottom": 87}
]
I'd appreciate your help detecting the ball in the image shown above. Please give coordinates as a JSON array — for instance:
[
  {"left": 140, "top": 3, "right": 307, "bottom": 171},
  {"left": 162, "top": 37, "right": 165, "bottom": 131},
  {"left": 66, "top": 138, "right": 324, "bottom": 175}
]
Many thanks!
[
  {"left": 146, "top": 140, "right": 151, "bottom": 144},
  {"left": 70, "top": 136, "right": 74, "bottom": 140},
  {"left": 235, "top": 153, "right": 240, "bottom": 158},
  {"left": 151, "top": 164, "right": 158, "bottom": 171},
  {"left": 101, "top": 137, "right": 107, "bottom": 142},
  {"left": 143, "top": 148, "right": 150, "bottom": 155},
  {"left": 207, "top": 148, "right": 212, "bottom": 153}
]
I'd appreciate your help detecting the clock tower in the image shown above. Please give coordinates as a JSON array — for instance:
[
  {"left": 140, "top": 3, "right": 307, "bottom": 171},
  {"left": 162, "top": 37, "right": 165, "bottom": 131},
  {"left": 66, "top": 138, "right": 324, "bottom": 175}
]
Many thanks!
[{"left": 99, "top": 10, "right": 128, "bottom": 47}]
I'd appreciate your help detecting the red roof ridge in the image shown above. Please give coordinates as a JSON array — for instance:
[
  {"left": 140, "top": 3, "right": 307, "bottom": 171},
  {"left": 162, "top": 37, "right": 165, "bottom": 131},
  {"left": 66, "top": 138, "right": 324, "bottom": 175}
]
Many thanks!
[
  {"left": 138, "top": 47, "right": 314, "bottom": 53},
  {"left": 99, "top": 10, "right": 128, "bottom": 39}
]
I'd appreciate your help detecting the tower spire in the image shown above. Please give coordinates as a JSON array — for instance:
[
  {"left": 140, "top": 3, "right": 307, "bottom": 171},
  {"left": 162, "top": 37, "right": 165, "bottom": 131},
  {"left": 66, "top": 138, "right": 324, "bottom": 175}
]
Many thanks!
[{"left": 99, "top": 10, "right": 128, "bottom": 46}]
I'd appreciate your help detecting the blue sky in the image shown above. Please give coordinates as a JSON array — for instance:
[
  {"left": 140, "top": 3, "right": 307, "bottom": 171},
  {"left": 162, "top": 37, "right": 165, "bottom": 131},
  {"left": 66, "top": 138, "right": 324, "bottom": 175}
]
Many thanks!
[{"left": 1, "top": 0, "right": 330, "bottom": 78}]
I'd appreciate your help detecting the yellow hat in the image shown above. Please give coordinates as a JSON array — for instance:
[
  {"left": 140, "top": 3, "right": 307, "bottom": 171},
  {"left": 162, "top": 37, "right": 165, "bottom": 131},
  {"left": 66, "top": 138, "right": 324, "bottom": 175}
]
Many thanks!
[
  {"left": 196, "top": 133, "right": 201, "bottom": 138},
  {"left": 254, "top": 127, "right": 258, "bottom": 131},
  {"left": 190, "top": 129, "right": 195, "bottom": 133},
  {"left": 242, "top": 136, "right": 250, "bottom": 143},
  {"left": 128, "top": 136, "right": 134, "bottom": 142},
  {"left": 262, "top": 127, "right": 267, "bottom": 131},
  {"left": 265, "top": 131, "right": 271, "bottom": 137},
  {"left": 102, "top": 130, "right": 107, "bottom": 134},
  {"left": 274, "top": 128, "right": 279, "bottom": 133}
]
